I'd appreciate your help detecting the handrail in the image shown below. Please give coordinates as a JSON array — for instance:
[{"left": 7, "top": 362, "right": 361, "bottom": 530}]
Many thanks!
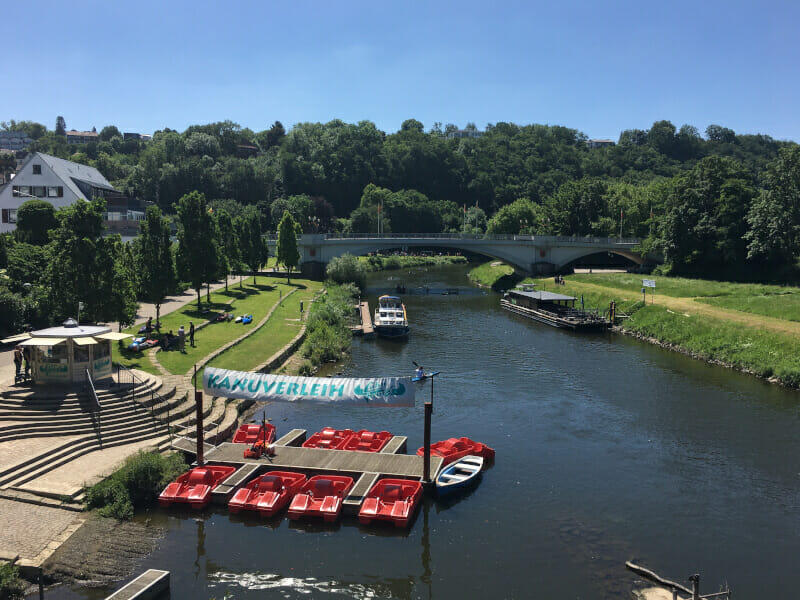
[
  {"left": 85, "top": 368, "right": 100, "bottom": 409},
  {"left": 115, "top": 363, "right": 173, "bottom": 442},
  {"left": 263, "top": 232, "right": 641, "bottom": 245},
  {"left": 85, "top": 368, "right": 102, "bottom": 447}
]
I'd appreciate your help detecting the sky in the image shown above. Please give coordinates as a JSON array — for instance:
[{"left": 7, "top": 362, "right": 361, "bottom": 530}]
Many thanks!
[{"left": 2, "top": 0, "right": 798, "bottom": 141}]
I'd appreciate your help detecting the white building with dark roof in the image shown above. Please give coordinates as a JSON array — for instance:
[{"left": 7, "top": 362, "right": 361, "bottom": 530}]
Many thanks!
[
  {"left": 0, "top": 130, "right": 33, "bottom": 150},
  {"left": 65, "top": 130, "right": 99, "bottom": 145},
  {"left": 0, "top": 152, "right": 122, "bottom": 232}
]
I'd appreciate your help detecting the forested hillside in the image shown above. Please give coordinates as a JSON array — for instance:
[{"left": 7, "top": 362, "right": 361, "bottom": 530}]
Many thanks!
[{"left": 3, "top": 117, "right": 799, "bottom": 278}]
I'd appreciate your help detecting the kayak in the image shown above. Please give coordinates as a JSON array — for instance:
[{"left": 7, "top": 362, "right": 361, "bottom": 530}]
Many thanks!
[{"left": 412, "top": 371, "right": 440, "bottom": 382}]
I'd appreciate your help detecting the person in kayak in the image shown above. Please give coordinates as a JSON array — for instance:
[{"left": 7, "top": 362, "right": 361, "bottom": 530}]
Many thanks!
[{"left": 416, "top": 366, "right": 424, "bottom": 379}]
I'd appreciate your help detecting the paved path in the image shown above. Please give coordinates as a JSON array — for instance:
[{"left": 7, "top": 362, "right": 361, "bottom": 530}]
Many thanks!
[{"left": 0, "top": 498, "right": 85, "bottom": 566}]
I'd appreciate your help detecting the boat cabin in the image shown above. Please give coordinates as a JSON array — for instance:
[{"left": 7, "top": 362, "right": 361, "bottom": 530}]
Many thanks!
[{"left": 504, "top": 288, "right": 578, "bottom": 311}]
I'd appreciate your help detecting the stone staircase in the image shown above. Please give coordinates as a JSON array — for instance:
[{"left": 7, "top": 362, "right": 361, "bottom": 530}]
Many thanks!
[{"left": 0, "top": 369, "right": 247, "bottom": 500}]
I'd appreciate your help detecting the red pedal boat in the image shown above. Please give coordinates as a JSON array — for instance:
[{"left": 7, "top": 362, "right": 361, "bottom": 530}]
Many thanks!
[
  {"left": 358, "top": 478, "right": 422, "bottom": 528},
  {"left": 341, "top": 429, "right": 392, "bottom": 452},
  {"left": 302, "top": 427, "right": 355, "bottom": 450},
  {"left": 233, "top": 423, "right": 276, "bottom": 445},
  {"left": 158, "top": 464, "right": 236, "bottom": 509},
  {"left": 416, "top": 437, "right": 495, "bottom": 466},
  {"left": 287, "top": 475, "right": 354, "bottom": 522},
  {"left": 228, "top": 471, "right": 306, "bottom": 517}
]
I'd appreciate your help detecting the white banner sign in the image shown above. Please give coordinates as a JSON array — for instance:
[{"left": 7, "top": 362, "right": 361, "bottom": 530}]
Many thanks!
[
  {"left": 203, "top": 367, "right": 415, "bottom": 407},
  {"left": 642, "top": 279, "right": 656, "bottom": 288}
]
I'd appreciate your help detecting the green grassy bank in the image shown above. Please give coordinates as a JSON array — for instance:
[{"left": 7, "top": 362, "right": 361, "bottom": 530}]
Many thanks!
[{"left": 469, "top": 261, "right": 800, "bottom": 388}]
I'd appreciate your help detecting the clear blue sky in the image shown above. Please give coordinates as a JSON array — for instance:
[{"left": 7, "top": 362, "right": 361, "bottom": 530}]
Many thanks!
[{"left": 2, "top": 0, "right": 798, "bottom": 141}]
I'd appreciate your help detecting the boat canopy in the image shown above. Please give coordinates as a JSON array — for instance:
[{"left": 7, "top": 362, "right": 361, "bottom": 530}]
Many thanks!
[
  {"left": 379, "top": 295, "right": 402, "bottom": 302},
  {"left": 203, "top": 367, "right": 415, "bottom": 407}
]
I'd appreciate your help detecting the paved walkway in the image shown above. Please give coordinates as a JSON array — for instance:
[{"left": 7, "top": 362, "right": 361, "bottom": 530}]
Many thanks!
[{"left": 0, "top": 498, "right": 85, "bottom": 566}]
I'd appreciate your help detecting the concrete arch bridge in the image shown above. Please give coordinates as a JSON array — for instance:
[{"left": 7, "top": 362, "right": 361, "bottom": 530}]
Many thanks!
[{"left": 266, "top": 233, "right": 648, "bottom": 278}]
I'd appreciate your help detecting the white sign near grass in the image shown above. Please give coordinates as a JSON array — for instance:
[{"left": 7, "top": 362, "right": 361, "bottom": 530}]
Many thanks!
[{"left": 642, "top": 279, "right": 656, "bottom": 288}]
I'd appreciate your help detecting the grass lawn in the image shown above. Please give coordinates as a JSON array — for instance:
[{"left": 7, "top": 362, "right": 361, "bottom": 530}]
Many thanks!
[
  {"left": 468, "top": 261, "right": 517, "bottom": 289},
  {"left": 696, "top": 293, "right": 800, "bottom": 322},
  {"left": 568, "top": 272, "right": 791, "bottom": 298},
  {"left": 157, "top": 280, "right": 290, "bottom": 376},
  {"left": 206, "top": 280, "right": 323, "bottom": 373}
]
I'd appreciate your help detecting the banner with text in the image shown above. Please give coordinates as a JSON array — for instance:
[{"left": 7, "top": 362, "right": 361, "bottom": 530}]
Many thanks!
[{"left": 203, "top": 367, "right": 415, "bottom": 407}]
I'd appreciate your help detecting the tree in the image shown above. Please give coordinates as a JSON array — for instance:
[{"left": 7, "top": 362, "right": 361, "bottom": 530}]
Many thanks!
[
  {"left": 400, "top": 119, "right": 424, "bottom": 133},
  {"left": 486, "top": 198, "right": 548, "bottom": 234},
  {"left": 276, "top": 210, "right": 300, "bottom": 283},
  {"left": 745, "top": 146, "right": 800, "bottom": 263},
  {"left": 215, "top": 208, "right": 239, "bottom": 290},
  {"left": 55, "top": 116, "right": 66, "bottom": 137},
  {"left": 647, "top": 120, "right": 677, "bottom": 156},
  {"left": 176, "top": 191, "right": 220, "bottom": 307},
  {"left": 135, "top": 206, "right": 176, "bottom": 329},
  {"left": 99, "top": 125, "right": 121, "bottom": 141},
  {"left": 15, "top": 199, "right": 57, "bottom": 245},
  {"left": 238, "top": 208, "right": 266, "bottom": 285},
  {"left": 45, "top": 199, "right": 135, "bottom": 324}
]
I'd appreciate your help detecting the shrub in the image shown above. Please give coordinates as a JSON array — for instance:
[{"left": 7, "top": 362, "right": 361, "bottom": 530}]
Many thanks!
[
  {"left": 326, "top": 253, "right": 367, "bottom": 290},
  {"left": 85, "top": 451, "right": 187, "bottom": 520},
  {"left": 0, "top": 561, "right": 25, "bottom": 600}
]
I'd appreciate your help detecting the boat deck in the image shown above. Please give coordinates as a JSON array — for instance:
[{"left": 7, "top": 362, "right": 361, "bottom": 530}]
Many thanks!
[{"left": 198, "top": 432, "right": 439, "bottom": 514}]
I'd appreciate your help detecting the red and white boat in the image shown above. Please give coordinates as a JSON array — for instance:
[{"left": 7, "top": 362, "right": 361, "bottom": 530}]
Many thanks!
[
  {"left": 341, "top": 430, "right": 392, "bottom": 453},
  {"left": 302, "top": 427, "right": 355, "bottom": 450},
  {"left": 358, "top": 478, "right": 422, "bottom": 528},
  {"left": 158, "top": 465, "right": 236, "bottom": 509},
  {"left": 287, "top": 475, "right": 354, "bottom": 522},
  {"left": 416, "top": 437, "right": 495, "bottom": 466},
  {"left": 228, "top": 471, "right": 306, "bottom": 517}
]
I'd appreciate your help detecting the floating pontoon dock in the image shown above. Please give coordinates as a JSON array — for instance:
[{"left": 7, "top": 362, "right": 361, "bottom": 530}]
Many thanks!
[{"left": 178, "top": 428, "right": 442, "bottom": 515}]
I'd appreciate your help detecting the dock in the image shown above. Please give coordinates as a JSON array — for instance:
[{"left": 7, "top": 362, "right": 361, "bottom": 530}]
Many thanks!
[
  {"left": 350, "top": 301, "right": 375, "bottom": 338},
  {"left": 195, "top": 431, "right": 440, "bottom": 515},
  {"left": 105, "top": 569, "right": 170, "bottom": 600}
]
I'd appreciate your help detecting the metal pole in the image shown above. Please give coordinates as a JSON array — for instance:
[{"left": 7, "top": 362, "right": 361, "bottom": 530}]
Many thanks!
[{"left": 195, "top": 390, "right": 204, "bottom": 465}]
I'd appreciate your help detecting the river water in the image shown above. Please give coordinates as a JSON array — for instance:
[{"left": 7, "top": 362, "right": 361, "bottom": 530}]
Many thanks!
[{"left": 51, "top": 265, "right": 799, "bottom": 599}]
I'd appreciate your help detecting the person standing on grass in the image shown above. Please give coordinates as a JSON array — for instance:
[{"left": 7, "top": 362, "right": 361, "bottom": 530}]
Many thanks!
[
  {"left": 178, "top": 325, "right": 186, "bottom": 352},
  {"left": 189, "top": 322, "right": 195, "bottom": 347}
]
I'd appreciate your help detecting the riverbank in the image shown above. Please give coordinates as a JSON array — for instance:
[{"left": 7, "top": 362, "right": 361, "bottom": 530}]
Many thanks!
[{"left": 469, "top": 260, "right": 800, "bottom": 388}]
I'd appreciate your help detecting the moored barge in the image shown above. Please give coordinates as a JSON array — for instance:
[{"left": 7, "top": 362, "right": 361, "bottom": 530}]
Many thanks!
[{"left": 501, "top": 285, "right": 610, "bottom": 331}]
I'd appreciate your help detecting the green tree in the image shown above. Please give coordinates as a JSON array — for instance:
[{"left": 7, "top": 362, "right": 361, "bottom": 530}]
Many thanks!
[
  {"left": 176, "top": 191, "right": 220, "bottom": 307},
  {"left": 276, "top": 210, "right": 300, "bottom": 283},
  {"left": 238, "top": 207, "right": 267, "bottom": 285},
  {"left": 134, "top": 206, "right": 176, "bottom": 329},
  {"left": 6, "top": 243, "right": 48, "bottom": 293},
  {"left": 46, "top": 199, "right": 136, "bottom": 324},
  {"left": 99, "top": 125, "right": 121, "bottom": 141},
  {"left": 55, "top": 116, "right": 66, "bottom": 137},
  {"left": 215, "top": 208, "right": 239, "bottom": 290},
  {"left": 486, "top": 198, "right": 548, "bottom": 234},
  {"left": 745, "top": 146, "right": 800, "bottom": 263},
  {"left": 15, "top": 199, "right": 57, "bottom": 245}
]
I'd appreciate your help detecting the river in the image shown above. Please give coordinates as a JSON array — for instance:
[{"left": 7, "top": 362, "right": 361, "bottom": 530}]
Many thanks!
[{"left": 50, "top": 264, "right": 799, "bottom": 599}]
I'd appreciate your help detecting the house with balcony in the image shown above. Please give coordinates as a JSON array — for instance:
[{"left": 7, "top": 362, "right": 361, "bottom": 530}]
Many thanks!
[
  {"left": 0, "top": 131, "right": 33, "bottom": 151},
  {"left": 0, "top": 152, "right": 133, "bottom": 234},
  {"left": 65, "top": 130, "right": 100, "bottom": 145}
]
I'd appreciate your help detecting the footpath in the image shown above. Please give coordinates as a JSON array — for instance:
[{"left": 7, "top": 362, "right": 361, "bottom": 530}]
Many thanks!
[{"left": 565, "top": 279, "right": 800, "bottom": 337}]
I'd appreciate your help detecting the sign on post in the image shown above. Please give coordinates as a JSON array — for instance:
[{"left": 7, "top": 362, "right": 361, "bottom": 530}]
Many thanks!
[{"left": 642, "top": 279, "right": 655, "bottom": 304}]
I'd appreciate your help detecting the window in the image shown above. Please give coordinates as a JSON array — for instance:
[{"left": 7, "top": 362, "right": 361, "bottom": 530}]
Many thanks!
[
  {"left": 47, "top": 187, "right": 59, "bottom": 197},
  {"left": 32, "top": 164, "right": 41, "bottom": 175},
  {"left": 33, "top": 186, "right": 46, "bottom": 197},
  {"left": 2, "top": 209, "right": 18, "bottom": 224}
]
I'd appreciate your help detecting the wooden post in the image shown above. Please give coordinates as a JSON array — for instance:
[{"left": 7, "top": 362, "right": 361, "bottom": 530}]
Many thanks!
[
  {"left": 195, "top": 390, "right": 204, "bottom": 465},
  {"left": 423, "top": 401, "right": 432, "bottom": 481}
]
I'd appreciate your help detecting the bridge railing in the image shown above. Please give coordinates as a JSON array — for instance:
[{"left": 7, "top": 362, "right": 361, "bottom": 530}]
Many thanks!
[{"left": 275, "top": 233, "right": 640, "bottom": 245}]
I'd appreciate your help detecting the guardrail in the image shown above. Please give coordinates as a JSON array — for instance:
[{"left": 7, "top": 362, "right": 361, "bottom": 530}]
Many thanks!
[
  {"left": 264, "top": 233, "right": 641, "bottom": 245},
  {"left": 85, "top": 368, "right": 102, "bottom": 446},
  {"left": 115, "top": 364, "right": 173, "bottom": 442}
]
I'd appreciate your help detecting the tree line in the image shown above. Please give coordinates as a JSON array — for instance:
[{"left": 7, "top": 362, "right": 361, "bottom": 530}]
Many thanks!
[
  {"left": 2, "top": 115, "right": 799, "bottom": 279},
  {"left": 0, "top": 193, "right": 303, "bottom": 337}
]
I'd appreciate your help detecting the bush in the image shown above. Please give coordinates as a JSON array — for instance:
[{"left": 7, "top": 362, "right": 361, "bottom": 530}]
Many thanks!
[
  {"left": 0, "top": 561, "right": 25, "bottom": 600},
  {"left": 300, "top": 283, "right": 357, "bottom": 368},
  {"left": 325, "top": 253, "right": 367, "bottom": 290},
  {"left": 85, "top": 451, "right": 187, "bottom": 520}
]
